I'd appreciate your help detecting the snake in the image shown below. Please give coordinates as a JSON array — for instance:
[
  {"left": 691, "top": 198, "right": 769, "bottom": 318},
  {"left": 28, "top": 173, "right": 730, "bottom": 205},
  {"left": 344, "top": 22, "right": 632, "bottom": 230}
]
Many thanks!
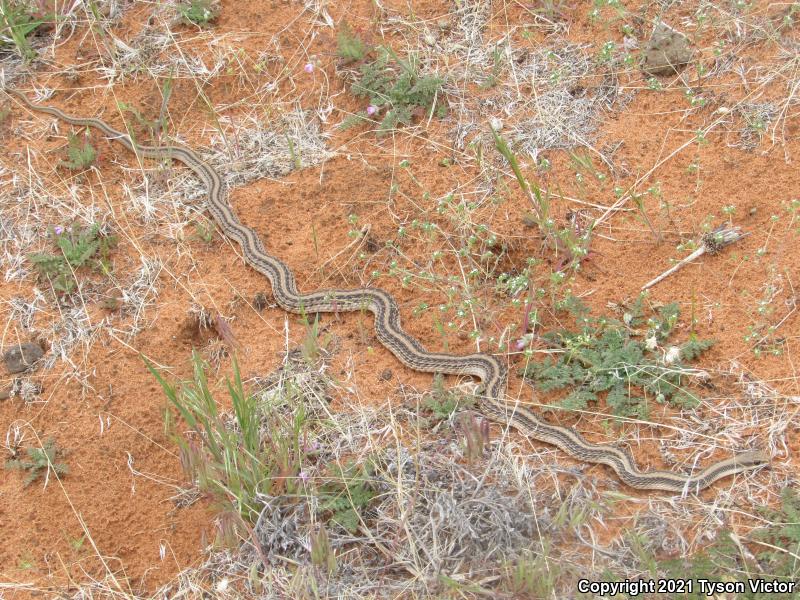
[{"left": 6, "top": 87, "right": 769, "bottom": 492}]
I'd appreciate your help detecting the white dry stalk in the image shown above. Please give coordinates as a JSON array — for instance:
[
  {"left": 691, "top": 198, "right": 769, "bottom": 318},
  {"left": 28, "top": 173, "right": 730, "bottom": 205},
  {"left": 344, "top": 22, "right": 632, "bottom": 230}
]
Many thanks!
[
  {"left": 641, "top": 227, "right": 748, "bottom": 291},
  {"left": 4, "top": 420, "right": 27, "bottom": 457},
  {"left": 206, "top": 109, "right": 331, "bottom": 187},
  {"left": 5, "top": 291, "right": 46, "bottom": 329},
  {"left": 43, "top": 306, "right": 103, "bottom": 372},
  {"left": 121, "top": 167, "right": 205, "bottom": 234},
  {"left": 117, "top": 257, "right": 163, "bottom": 337}
]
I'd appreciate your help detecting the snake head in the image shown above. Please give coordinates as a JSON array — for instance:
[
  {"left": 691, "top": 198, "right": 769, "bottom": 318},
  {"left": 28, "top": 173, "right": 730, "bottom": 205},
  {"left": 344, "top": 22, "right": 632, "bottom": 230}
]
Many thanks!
[{"left": 733, "top": 449, "right": 770, "bottom": 468}]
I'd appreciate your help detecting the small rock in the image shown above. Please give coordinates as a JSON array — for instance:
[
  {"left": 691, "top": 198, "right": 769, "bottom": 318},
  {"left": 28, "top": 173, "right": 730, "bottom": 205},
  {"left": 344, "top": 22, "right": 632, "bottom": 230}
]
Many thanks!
[
  {"left": 3, "top": 342, "right": 44, "bottom": 374},
  {"left": 380, "top": 369, "right": 393, "bottom": 381},
  {"left": 642, "top": 22, "right": 693, "bottom": 76},
  {"left": 521, "top": 212, "right": 538, "bottom": 228}
]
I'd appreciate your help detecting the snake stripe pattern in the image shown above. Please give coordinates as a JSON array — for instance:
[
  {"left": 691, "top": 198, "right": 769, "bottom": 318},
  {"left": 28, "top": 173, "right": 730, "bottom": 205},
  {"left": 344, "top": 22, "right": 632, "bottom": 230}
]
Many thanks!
[{"left": 7, "top": 88, "right": 769, "bottom": 492}]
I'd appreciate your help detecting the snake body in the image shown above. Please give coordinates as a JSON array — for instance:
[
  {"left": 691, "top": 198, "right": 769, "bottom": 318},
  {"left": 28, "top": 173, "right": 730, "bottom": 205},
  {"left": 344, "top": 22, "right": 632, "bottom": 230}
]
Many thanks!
[{"left": 8, "top": 88, "right": 769, "bottom": 492}]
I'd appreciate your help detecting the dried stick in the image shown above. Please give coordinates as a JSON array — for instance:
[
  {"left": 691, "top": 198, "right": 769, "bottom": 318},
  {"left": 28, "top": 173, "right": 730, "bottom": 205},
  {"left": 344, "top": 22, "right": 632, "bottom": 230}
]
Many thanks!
[{"left": 641, "top": 226, "right": 748, "bottom": 291}]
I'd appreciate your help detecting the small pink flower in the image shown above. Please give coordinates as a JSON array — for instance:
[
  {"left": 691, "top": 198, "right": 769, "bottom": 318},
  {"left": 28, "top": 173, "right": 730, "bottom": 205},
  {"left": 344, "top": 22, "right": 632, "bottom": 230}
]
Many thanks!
[
  {"left": 54, "top": 226, "right": 64, "bottom": 235},
  {"left": 299, "top": 470, "right": 309, "bottom": 484},
  {"left": 366, "top": 105, "right": 377, "bottom": 116},
  {"left": 304, "top": 63, "right": 314, "bottom": 74}
]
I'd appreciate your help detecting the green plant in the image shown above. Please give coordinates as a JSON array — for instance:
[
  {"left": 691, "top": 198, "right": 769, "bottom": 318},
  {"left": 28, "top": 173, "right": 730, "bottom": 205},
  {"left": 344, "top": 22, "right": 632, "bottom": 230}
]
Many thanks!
[
  {"left": 316, "top": 462, "right": 376, "bottom": 533},
  {"left": 17, "top": 552, "right": 36, "bottom": 570},
  {"left": 192, "top": 219, "right": 216, "bottom": 244},
  {"left": 177, "top": 0, "right": 218, "bottom": 25},
  {"left": 336, "top": 24, "right": 368, "bottom": 63},
  {"left": 119, "top": 100, "right": 167, "bottom": 143},
  {"left": 62, "top": 530, "right": 87, "bottom": 554},
  {"left": 752, "top": 488, "right": 800, "bottom": 582},
  {"left": 501, "top": 546, "right": 564, "bottom": 598},
  {"left": 631, "top": 191, "right": 662, "bottom": 242},
  {"left": 742, "top": 266, "right": 788, "bottom": 358},
  {"left": 344, "top": 46, "right": 445, "bottom": 135},
  {"left": 147, "top": 351, "right": 309, "bottom": 523},
  {"left": 422, "top": 374, "right": 475, "bottom": 423},
  {"left": 28, "top": 224, "right": 117, "bottom": 294},
  {"left": 492, "top": 129, "right": 592, "bottom": 269},
  {"left": 479, "top": 46, "right": 506, "bottom": 89},
  {"left": 0, "top": 0, "right": 48, "bottom": 60},
  {"left": 5, "top": 438, "right": 69, "bottom": 486},
  {"left": 286, "top": 134, "right": 301, "bottom": 169},
  {"left": 59, "top": 130, "right": 96, "bottom": 170},
  {"left": 299, "top": 314, "right": 331, "bottom": 364},
  {"left": 523, "top": 295, "right": 714, "bottom": 418}
]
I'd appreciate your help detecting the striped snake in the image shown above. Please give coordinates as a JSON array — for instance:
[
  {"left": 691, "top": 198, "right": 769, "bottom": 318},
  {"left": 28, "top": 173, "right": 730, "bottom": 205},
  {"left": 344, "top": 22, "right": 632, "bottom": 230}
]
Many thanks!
[{"left": 6, "top": 88, "right": 769, "bottom": 492}]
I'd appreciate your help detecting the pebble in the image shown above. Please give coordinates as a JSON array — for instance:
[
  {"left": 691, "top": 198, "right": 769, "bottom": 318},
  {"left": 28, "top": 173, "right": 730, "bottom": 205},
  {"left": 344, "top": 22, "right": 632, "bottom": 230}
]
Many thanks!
[
  {"left": 3, "top": 342, "right": 44, "bottom": 374},
  {"left": 642, "top": 22, "right": 693, "bottom": 76}
]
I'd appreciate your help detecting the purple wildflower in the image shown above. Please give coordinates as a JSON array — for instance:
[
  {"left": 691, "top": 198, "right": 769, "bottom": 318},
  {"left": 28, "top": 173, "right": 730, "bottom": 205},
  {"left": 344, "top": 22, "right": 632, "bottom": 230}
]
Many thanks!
[
  {"left": 366, "top": 105, "right": 377, "bottom": 116},
  {"left": 54, "top": 226, "right": 64, "bottom": 235},
  {"left": 304, "top": 63, "right": 314, "bottom": 74}
]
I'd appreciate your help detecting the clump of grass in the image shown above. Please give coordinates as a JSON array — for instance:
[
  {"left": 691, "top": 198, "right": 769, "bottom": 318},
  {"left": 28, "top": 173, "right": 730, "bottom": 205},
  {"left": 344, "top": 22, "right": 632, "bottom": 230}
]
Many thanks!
[
  {"left": 147, "top": 351, "right": 309, "bottom": 524},
  {"left": 492, "top": 128, "right": 592, "bottom": 269},
  {"left": 0, "top": 0, "right": 49, "bottom": 60},
  {"left": 59, "top": 130, "right": 96, "bottom": 171},
  {"left": 479, "top": 46, "right": 506, "bottom": 89},
  {"left": 501, "top": 547, "right": 565, "bottom": 598},
  {"left": 523, "top": 294, "right": 714, "bottom": 418},
  {"left": 300, "top": 314, "right": 331, "bottom": 365},
  {"left": 28, "top": 224, "right": 117, "bottom": 294},
  {"left": 177, "top": 0, "right": 218, "bottom": 25},
  {"left": 5, "top": 438, "right": 69, "bottom": 486},
  {"left": 149, "top": 351, "right": 382, "bottom": 556},
  {"left": 343, "top": 45, "right": 445, "bottom": 135},
  {"left": 119, "top": 77, "right": 174, "bottom": 143}
]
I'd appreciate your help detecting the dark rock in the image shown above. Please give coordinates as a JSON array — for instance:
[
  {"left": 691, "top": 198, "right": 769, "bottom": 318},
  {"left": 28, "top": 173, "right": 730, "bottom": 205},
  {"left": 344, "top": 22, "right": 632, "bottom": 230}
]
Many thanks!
[
  {"left": 3, "top": 342, "right": 44, "bottom": 373},
  {"left": 642, "top": 22, "right": 693, "bottom": 76}
]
